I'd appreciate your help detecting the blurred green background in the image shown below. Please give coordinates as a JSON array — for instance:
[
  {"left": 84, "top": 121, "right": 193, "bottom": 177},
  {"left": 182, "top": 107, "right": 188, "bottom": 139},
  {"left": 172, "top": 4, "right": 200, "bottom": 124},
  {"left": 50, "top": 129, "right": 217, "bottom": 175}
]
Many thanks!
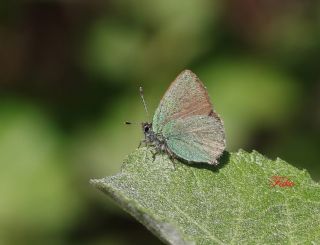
[{"left": 1, "top": 1, "right": 319, "bottom": 244}]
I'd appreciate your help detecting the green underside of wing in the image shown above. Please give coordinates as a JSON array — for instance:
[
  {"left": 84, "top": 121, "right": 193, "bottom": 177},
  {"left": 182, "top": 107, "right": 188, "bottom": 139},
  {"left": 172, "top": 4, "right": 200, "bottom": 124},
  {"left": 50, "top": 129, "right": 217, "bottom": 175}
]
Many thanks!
[
  {"left": 161, "top": 115, "right": 225, "bottom": 164},
  {"left": 166, "top": 138, "right": 212, "bottom": 163}
]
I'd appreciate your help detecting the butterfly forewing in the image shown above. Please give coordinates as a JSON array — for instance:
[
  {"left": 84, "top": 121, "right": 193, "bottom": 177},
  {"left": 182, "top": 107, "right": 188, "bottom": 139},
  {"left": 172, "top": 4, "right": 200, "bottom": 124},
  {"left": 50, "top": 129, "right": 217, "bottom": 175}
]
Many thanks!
[{"left": 152, "top": 70, "right": 217, "bottom": 133}]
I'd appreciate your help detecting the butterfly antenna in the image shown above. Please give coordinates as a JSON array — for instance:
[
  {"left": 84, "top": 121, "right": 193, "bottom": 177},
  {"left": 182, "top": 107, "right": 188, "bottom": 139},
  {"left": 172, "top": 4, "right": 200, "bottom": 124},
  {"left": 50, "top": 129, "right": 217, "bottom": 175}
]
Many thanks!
[{"left": 139, "top": 86, "right": 150, "bottom": 120}]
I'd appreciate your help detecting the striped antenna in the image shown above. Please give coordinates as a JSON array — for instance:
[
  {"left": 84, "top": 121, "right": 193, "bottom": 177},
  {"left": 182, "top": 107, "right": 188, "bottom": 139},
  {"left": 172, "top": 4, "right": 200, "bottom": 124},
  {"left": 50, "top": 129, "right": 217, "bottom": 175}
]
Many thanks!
[{"left": 139, "top": 86, "right": 150, "bottom": 120}]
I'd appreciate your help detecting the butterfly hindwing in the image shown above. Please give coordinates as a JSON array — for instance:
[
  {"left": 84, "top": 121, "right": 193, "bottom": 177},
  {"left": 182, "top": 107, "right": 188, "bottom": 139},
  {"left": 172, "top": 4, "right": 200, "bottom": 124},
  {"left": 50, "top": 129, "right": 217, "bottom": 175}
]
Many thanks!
[{"left": 162, "top": 115, "right": 225, "bottom": 164}]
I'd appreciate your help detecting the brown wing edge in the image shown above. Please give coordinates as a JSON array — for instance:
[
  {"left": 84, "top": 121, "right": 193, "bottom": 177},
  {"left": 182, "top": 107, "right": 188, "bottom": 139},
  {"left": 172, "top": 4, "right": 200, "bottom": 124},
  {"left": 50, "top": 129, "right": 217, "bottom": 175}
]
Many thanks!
[
  {"left": 186, "top": 69, "right": 227, "bottom": 165},
  {"left": 161, "top": 69, "right": 218, "bottom": 116},
  {"left": 182, "top": 70, "right": 226, "bottom": 142}
]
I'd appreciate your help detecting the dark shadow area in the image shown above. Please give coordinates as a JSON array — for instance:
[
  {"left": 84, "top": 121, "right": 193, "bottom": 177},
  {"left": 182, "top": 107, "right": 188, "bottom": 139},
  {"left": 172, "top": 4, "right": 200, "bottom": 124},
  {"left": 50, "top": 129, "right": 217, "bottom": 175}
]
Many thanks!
[{"left": 180, "top": 151, "right": 230, "bottom": 172}]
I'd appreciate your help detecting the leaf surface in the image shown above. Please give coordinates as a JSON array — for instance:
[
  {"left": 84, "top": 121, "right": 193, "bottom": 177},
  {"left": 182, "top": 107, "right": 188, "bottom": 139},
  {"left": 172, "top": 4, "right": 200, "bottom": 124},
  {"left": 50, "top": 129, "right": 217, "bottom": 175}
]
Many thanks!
[{"left": 91, "top": 148, "right": 320, "bottom": 244}]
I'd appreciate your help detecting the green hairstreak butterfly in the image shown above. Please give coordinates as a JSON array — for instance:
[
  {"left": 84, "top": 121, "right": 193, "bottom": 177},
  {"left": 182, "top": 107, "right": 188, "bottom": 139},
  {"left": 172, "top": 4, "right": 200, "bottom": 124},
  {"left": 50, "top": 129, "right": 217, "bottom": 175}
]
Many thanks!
[{"left": 130, "top": 70, "right": 226, "bottom": 165}]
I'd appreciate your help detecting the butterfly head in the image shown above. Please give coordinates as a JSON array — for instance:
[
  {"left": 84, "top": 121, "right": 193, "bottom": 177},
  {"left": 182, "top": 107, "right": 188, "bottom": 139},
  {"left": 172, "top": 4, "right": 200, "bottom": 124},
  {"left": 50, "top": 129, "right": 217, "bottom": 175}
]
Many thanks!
[
  {"left": 141, "top": 122, "right": 163, "bottom": 148},
  {"left": 142, "top": 122, "right": 152, "bottom": 134}
]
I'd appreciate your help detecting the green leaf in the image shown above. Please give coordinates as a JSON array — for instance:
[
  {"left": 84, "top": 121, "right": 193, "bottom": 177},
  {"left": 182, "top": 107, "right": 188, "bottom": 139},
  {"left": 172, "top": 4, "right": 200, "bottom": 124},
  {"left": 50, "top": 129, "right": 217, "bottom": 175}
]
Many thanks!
[{"left": 90, "top": 148, "right": 320, "bottom": 244}]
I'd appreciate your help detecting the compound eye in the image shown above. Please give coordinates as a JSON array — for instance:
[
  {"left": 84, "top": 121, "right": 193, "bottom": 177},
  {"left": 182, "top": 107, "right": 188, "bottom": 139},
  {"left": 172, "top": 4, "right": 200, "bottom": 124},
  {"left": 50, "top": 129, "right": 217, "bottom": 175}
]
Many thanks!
[{"left": 144, "top": 125, "right": 150, "bottom": 132}]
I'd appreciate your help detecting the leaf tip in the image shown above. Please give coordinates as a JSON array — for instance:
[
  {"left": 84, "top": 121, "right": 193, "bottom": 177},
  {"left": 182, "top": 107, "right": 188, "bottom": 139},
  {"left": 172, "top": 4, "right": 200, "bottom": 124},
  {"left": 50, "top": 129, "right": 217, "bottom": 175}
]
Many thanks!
[{"left": 89, "top": 178, "right": 106, "bottom": 190}]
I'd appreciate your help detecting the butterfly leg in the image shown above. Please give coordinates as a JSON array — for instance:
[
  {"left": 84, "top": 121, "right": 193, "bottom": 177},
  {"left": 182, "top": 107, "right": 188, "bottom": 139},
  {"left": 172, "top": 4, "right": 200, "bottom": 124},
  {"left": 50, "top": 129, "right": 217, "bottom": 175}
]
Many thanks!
[
  {"left": 142, "top": 145, "right": 155, "bottom": 162},
  {"left": 138, "top": 139, "right": 147, "bottom": 148},
  {"left": 171, "top": 158, "right": 176, "bottom": 170},
  {"left": 165, "top": 147, "right": 177, "bottom": 170},
  {"left": 152, "top": 150, "right": 157, "bottom": 162}
]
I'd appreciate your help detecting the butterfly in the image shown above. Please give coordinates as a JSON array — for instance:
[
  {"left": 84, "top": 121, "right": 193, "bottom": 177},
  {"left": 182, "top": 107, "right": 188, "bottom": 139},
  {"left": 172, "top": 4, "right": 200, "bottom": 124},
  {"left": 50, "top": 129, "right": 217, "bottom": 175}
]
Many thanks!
[{"left": 129, "top": 70, "right": 226, "bottom": 165}]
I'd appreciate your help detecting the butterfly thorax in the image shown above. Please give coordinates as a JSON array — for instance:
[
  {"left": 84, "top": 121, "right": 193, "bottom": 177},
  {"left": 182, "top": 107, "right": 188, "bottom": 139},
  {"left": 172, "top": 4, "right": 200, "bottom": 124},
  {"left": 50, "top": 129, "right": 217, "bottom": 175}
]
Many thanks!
[{"left": 142, "top": 122, "right": 167, "bottom": 152}]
